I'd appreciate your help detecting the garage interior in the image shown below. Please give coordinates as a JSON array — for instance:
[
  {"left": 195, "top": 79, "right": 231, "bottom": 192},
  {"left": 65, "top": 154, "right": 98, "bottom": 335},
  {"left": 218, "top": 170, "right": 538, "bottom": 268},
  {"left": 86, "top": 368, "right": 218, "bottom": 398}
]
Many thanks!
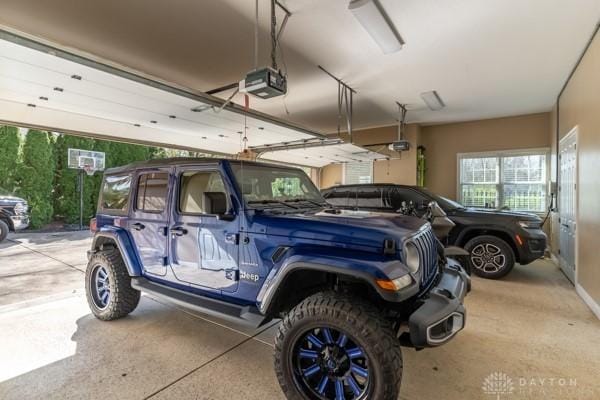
[{"left": 1, "top": 1, "right": 600, "bottom": 399}]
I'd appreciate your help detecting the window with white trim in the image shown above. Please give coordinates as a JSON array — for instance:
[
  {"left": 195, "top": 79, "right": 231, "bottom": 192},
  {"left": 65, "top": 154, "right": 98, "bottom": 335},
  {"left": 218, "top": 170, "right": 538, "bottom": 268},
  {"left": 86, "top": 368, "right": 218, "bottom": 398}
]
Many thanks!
[
  {"left": 343, "top": 161, "right": 373, "bottom": 184},
  {"left": 458, "top": 150, "right": 548, "bottom": 212}
]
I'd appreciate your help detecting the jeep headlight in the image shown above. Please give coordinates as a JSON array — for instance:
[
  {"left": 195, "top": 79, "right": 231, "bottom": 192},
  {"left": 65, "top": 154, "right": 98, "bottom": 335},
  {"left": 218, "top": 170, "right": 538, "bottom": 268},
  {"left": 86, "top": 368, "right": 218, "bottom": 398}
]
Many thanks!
[{"left": 404, "top": 242, "right": 420, "bottom": 273}]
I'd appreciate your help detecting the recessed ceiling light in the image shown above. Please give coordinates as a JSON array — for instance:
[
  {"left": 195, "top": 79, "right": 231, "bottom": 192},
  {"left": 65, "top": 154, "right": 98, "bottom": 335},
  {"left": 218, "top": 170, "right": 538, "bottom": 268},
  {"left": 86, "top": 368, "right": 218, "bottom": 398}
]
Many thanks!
[
  {"left": 27, "top": 103, "right": 36, "bottom": 108},
  {"left": 53, "top": 87, "right": 63, "bottom": 92},
  {"left": 134, "top": 124, "right": 141, "bottom": 127},
  {"left": 349, "top": 0, "right": 404, "bottom": 54},
  {"left": 237, "top": 131, "right": 243, "bottom": 134},
  {"left": 71, "top": 74, "right": 82, "bottom": 80},
  {"left": 39, "top": 96, "right": 48, "bottom": 101},
  {"left": 150, "top": 120, "right": 157, "bottom": 124},
  {"left": 420, "top": 90, "right": 445, "bottom": 111},
  {"left": 258, "top": 127, "right": 264, "bottom": 130},
  {"left": 201, "top": 136, "right": 207, "bottom": 139},
  {"left": 169, "top": 115, "right": 176, "bottom": 119}
]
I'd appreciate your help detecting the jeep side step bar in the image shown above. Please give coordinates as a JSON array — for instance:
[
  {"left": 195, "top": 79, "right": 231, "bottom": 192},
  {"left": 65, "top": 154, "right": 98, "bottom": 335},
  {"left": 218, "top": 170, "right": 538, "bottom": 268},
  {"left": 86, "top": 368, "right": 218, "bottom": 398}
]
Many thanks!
[{"left": 131, "top": 277, "right": 267, "bottom": 328}]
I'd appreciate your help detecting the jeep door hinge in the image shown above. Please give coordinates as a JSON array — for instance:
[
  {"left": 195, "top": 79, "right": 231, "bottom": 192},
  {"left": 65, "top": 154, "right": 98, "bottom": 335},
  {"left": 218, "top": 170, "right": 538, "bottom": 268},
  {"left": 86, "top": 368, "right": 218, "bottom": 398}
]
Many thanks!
[
  {"left": 225, "top": 233, "right": 239, "bottom": 245},
  {"left": 225, "top": 269, "right": 239, "bottom": 281}
]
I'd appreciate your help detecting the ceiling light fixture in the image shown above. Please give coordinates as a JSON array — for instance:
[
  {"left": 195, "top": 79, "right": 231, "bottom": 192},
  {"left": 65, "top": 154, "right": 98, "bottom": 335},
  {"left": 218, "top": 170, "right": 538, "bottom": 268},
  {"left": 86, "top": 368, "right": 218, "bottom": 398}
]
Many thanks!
[
  {"left": 349, "top": 0, "right": 404, "bottom": 54},
  {"left": 420, "top": 90, "right": 445, "bottom": 111}
]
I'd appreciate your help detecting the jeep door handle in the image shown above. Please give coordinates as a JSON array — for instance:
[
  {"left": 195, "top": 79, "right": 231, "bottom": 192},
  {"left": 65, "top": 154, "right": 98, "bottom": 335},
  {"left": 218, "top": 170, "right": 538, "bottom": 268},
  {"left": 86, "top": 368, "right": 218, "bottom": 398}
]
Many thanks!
[
  {"left": 170, "top": 227, "right": 188, "bottom": 236},
  {"left": 132, "top": 223, "right": 145, "bottom": 231}
]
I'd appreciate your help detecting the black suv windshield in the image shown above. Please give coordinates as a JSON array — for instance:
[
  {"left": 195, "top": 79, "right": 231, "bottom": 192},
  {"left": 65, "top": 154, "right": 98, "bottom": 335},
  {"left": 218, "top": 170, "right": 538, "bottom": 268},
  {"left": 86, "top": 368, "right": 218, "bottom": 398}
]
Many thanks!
[
  {"left": 419, "top": 188, "right": 465, "bottom": 210},
  {"left": 230, "top": 163, "right": 325, "bottom": 208}
]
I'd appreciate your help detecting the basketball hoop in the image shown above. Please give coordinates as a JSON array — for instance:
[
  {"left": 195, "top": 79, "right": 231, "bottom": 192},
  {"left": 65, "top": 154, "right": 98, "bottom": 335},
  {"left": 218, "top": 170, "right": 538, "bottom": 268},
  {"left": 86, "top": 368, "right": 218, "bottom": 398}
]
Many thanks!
[{"left": 83, "top": 165, "right": 95, "bottom": 176}]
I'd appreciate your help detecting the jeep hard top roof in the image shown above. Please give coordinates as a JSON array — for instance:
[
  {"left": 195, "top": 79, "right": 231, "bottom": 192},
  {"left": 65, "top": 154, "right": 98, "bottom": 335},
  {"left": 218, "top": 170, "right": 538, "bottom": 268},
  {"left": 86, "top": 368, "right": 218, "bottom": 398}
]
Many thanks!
[{"left": 104, "top": 157, "right": 295, "bottom": 175}]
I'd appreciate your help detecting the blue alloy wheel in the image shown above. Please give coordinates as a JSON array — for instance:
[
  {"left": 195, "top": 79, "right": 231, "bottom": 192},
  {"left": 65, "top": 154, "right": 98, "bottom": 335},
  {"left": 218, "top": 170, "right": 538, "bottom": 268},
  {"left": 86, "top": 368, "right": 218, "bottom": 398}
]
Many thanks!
[
  {"left": 292, "top": 326, "right": 370, "bottom": 400},
  {"left": 91, "top": 265, "right": 111, "bottom": 309}
]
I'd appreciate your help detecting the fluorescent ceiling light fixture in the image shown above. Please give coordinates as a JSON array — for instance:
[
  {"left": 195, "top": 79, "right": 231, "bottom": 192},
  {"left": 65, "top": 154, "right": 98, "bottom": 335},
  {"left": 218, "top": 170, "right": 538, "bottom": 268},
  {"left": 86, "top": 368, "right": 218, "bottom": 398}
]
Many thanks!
[
  {"left": 349, "top": 0, "right": 404, "bottom": 54},
  {"left": 420, "top": 90, "right": 446, "bottom": 111}
]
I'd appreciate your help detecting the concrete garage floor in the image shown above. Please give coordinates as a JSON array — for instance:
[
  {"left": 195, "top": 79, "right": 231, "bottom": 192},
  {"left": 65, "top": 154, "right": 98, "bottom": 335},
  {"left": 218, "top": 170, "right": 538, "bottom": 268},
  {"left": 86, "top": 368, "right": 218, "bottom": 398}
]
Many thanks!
[{"left": 1, "top": 232, "right": 599, "bottom": 400}]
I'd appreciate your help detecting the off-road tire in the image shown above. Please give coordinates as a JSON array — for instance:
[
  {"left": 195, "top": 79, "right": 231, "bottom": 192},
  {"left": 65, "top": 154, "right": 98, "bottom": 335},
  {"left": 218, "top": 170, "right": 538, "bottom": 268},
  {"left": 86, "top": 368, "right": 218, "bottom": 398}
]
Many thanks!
[
  {"left": 0, "top": 220, "right": 9, "bottom": 243},
  {"left": 465, "top": 235, "right": 515, "bottom": 279},
  {"left": 85, "top": 248, "right": 140, "bottom": 320},
  {"left": 274, "top": 291, "right": 403, "bottom": 400}
]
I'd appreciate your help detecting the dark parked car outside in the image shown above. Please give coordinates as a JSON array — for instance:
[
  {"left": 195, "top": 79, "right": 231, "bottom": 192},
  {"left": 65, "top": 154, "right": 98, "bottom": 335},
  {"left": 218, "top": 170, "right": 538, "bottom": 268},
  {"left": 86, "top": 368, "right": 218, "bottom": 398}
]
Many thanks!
[
  {"left": 322, "top": 184, "right": 547, "bottom": 279},
  {"left": 0, "top": 189, "right": 30, "bottom": 243}
]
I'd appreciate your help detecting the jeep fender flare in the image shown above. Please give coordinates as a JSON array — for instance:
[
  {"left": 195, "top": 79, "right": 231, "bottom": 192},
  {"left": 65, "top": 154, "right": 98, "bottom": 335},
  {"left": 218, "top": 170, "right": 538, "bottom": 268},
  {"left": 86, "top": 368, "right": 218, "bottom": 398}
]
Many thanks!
[
  {"left": 91, "top": 227, "right": 143, "bottom": 276},
  {"left": 256, "top": 251, "right": 417, "bottom": 315}
]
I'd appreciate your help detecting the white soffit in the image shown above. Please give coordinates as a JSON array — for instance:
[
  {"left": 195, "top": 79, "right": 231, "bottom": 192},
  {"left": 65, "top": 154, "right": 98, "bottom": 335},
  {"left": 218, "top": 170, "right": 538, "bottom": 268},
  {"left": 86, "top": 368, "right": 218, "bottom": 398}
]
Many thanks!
[
  {"left": 0, "top": 33, "right": 324, "bottom": 155},
  {"left": 261, "top": 143, "right": 387, "bottom": 168}
]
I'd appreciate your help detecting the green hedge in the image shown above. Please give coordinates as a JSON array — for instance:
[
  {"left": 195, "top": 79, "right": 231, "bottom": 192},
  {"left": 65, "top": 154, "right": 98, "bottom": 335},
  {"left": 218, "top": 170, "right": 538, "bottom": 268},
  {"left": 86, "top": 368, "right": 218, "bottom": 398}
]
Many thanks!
[
  {"left": 18, "top": 130, "right": 55, "bottom": 228},
  {"left": 0, "top": 125, "right": 21, "bottom": 193}
]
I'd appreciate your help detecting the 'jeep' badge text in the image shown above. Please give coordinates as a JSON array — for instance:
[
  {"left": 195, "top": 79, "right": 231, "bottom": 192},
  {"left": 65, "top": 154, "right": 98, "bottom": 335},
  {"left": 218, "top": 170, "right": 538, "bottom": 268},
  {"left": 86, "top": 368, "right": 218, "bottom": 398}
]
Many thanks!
[{"left": 240, "top": 270, "right": 260, "bottom": 283}]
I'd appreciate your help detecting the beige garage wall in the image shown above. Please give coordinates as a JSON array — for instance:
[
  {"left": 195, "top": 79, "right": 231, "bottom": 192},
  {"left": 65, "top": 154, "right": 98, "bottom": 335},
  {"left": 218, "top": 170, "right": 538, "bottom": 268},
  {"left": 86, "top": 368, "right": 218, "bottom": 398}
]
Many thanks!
[
  {"left": 420, "top": 113, "right": 551, "bottom": 199},
  {"left": 551, "top": 27, "right": 600, "bottom": 311},
  {"left": 320, "top": 124, "right": 420, "bottom": 188}
]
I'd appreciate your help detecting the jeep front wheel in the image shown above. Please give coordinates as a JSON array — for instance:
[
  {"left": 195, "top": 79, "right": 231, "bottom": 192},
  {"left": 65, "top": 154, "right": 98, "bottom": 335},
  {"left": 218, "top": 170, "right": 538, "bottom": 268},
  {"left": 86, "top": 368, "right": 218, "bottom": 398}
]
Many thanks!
[
  {"left": 274, "top": 292, "right": 402, "bottom": 400},
  {"left": 465, "top": 235, "right": 515, "bottom": 279},
  {"left": 85, "top": 248, "right": 140, "bottom": 320}
]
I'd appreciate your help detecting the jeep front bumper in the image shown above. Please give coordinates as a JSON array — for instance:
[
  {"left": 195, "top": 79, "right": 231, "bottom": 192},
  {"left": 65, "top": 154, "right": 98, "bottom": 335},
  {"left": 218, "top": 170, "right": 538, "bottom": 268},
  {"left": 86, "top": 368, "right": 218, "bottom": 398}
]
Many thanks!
[{"left": 408, "top": 258, "right": 470, "bottom": 348}]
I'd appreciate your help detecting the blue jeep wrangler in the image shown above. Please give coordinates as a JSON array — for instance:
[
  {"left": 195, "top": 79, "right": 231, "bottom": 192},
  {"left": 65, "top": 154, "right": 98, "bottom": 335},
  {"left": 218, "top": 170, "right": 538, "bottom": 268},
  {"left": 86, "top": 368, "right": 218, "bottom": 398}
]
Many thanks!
[{"left": 86, "top": 158, "right": 470, "bottom": 400}]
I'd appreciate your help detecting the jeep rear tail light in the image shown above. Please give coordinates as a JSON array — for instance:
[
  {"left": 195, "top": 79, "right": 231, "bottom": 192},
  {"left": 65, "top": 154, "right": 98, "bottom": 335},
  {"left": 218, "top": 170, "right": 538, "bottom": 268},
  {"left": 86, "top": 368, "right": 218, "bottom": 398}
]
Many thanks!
[{"left": 89, "top": 218, "right": 97, "bottom": 233}]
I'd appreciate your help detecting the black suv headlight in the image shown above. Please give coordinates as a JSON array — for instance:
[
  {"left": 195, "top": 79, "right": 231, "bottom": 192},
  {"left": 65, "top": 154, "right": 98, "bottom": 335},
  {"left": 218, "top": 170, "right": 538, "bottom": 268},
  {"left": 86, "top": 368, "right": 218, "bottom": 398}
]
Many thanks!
[
  {"left": 518, "top": 220, "right": 542, "bottom": 229},
  {"left": 14, "top": 202, "right": 28, "bottom": 215},
  {"left": 404, "top": 242, "right": 420, "bottom": 273}
]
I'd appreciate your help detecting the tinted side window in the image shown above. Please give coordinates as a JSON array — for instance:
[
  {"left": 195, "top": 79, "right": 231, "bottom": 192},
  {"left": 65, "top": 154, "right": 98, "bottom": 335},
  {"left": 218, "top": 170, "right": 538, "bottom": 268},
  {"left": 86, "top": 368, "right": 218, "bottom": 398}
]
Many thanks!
[
  {"left": 136, "top": 172, "right": 168, "bottom": 212},
  {"left": 179, "top": 171, "right": 227, "bottom": 215},
  {"left": 355, "top": 187, "right": 383, "bottom": 208},
  {"left": 101, "top": 175, "right": 131, "bottom": 211},
  {"left": 390, "top": 187, "right": 429, "bottom": 210}
]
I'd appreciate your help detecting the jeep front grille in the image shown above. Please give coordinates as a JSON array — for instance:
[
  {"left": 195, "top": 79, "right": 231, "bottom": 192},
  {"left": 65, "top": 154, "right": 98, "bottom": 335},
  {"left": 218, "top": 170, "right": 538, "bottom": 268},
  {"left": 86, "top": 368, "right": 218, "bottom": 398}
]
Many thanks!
[{"left": 407, "top": 226, "right": 439, "bottom": 288}]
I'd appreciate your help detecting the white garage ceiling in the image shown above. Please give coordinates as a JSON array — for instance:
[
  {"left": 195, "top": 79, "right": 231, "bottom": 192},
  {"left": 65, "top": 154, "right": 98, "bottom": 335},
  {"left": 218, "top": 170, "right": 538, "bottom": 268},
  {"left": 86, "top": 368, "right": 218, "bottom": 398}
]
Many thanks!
[
  {"left": 0, "top": 0, "right": 598, "bottom": 133},
  {"left": 0, "top": 34, "right": 386, "bottom": 167}
]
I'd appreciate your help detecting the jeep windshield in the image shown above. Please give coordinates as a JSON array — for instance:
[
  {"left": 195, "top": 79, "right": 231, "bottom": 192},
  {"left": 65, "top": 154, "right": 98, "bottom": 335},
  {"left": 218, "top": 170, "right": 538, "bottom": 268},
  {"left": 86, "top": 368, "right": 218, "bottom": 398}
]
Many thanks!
[{"left": 230, "top": 163, "right": 327, "bottom": 210}]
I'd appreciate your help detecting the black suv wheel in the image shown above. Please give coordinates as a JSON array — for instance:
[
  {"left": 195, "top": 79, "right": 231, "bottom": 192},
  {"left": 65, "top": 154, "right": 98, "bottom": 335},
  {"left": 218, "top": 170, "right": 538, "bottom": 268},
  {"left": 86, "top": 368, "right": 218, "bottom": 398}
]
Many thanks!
[
  {"left": 274, "top": 292, "right": 402, "bottom": 400},
  {"left": 465, "top": 235, "right": 515, "bottom": 279},
  {"left": 85, "top": 248, "right": 140, "bottom": 320},
  {"left": 0, "top": 220, "right": 9, "bottom": 243}
]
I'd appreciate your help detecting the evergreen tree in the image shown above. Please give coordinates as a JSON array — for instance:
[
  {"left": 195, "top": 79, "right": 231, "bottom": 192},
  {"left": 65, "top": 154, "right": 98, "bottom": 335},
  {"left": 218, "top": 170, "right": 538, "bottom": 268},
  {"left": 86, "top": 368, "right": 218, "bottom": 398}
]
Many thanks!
[
  {"left": 0, "top": 125, "right": 22, "bottom": 193},
  {"left": 18, "top": 130, "right": 55, "bottom": 228}
]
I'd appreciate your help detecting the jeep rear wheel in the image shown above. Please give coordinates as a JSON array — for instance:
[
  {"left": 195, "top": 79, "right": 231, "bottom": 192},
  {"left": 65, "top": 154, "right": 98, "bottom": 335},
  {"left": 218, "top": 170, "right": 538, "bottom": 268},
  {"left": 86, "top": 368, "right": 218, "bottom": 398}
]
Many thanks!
[
  {"left": 274, "top": 292, "right": 402, "bottom": 400},
  {"left": 85, "top": 248, "right": 140, "bottom": 320},
  {"left": 465, "top": 235, "right": 515, "bottom": 279}
]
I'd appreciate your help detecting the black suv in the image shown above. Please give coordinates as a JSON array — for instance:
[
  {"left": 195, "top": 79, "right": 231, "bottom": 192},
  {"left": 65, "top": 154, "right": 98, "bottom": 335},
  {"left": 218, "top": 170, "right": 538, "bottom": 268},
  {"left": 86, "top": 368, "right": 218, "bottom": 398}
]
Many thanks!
[
  {"left": 0, "top": 191, "right": 30, "bottom": 243},
  {"left": 322, "top": 184, "right": 547, "bottom": 279}
]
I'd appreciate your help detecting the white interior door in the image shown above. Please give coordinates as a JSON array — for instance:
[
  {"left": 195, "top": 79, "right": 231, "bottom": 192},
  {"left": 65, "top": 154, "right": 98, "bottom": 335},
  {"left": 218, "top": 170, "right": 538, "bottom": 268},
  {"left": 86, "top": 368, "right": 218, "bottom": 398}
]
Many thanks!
[{"left": 558, "top": 127, "right": 577, "bottom": 283}]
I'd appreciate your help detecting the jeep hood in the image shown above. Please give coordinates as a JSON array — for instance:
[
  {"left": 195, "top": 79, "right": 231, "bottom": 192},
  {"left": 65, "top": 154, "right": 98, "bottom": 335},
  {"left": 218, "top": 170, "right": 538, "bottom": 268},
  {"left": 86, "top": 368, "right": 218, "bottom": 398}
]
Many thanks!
[{"left": 248, "top": 209, "right": 427, "bottom": 250}]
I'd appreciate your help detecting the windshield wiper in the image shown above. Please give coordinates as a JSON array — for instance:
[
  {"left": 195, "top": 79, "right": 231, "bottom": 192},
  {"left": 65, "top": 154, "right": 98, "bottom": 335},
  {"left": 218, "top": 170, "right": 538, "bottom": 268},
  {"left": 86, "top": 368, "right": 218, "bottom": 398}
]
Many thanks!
[
  {"left": 284, "top": 198, "right": 327, "bottom": 208},
  {"left": 247, "top": 199, "right": 299, "bottom": 209}
]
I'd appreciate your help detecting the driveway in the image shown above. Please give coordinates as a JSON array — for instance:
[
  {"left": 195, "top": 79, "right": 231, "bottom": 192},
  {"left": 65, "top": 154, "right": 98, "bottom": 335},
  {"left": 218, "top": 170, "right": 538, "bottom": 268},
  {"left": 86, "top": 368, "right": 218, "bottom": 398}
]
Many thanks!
[{"left": 1, "top": 231, "right": 599, "bottom": 399}]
